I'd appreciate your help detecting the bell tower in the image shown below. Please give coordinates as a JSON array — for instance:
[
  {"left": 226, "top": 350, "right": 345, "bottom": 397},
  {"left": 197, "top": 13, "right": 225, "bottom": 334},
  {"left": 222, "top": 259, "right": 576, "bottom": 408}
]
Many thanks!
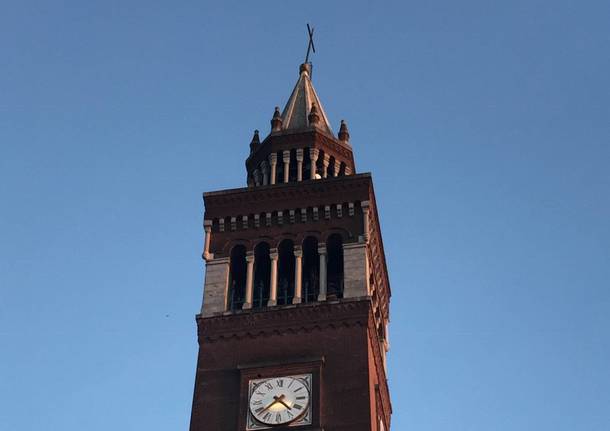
[{"left": 190, "top": 53, "right": 392, "bottom": 431}]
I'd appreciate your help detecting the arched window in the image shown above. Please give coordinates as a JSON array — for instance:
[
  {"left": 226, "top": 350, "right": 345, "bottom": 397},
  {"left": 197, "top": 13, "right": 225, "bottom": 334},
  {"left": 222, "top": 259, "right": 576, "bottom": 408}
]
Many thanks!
[
  {"left": 326, "top": 234, "right": 344, "bottom": 299},
  {"left": 302, "top": 236, "right": 319, "bottom": 303},
  {"left": 253, "top": 242, "right": 271, "bottom": 309},
  {"left": 228, "top": 245, "right": 247, "bottom": 311},
  {"left": 277, "top": 240, "right": 295, "bottom": 305}
]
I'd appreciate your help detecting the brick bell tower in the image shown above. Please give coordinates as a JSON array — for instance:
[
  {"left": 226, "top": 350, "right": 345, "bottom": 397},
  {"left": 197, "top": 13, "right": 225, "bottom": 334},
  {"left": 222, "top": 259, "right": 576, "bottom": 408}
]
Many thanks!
[{"left": 190, "top": 53, "right": 392, "bottom": 431}]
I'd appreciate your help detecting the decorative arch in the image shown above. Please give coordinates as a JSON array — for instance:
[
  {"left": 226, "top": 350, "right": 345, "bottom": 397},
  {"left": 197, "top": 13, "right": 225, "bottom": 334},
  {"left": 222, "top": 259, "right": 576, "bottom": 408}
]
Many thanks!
[
  {"left": 295, "top": 230, "right": 322, "bottom": 247},
  {"left": 322, "top": 228, "right": 351, "bottom": 244},
  {"left": 221, "top": 238, "right": 252, "bottom": 256},
  {"left": 271, "top": 233, "right": 298, "bottom": 249},
  {"left": 228, "top": 244, "right": 247, "bottom": 311}
]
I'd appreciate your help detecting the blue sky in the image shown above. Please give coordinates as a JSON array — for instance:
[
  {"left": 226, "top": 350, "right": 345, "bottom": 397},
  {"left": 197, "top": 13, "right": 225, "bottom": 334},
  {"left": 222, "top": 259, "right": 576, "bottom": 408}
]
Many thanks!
[{"left": 1, "top": 1, "right": 609, "bottom": 430}]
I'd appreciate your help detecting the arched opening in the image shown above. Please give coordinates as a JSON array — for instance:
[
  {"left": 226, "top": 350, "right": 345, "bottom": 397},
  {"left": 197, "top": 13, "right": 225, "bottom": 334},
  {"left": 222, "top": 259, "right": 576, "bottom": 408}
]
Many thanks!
[
  {"left": 276, "top": 151, "right": 285, "bottom": 184},
  {"left": 303, "top": 149, "right": 312, "bottom": 180},
  {"left": 326, "top": 234, "right": 344, "bottom": 299},
  {"left": 228, "top": 245, "right": 247, "bottom": 311},
  {"left": 316, "top": 150, "right": 325, "bottom": 178},
  {"left": 328, "top": 156, "right": 336, "bottom": 177},
  {"left": 289, "top": 149, "right": 298, "bottom": 182},
  {"left": 302, "top": 236, "right": 319, "bottom": 303},
  {"left": 277, "top": 240, "right": 295, "bottom": 305},
  {"left": 253, "top": 242, "right": 271, "bottom": 309}
]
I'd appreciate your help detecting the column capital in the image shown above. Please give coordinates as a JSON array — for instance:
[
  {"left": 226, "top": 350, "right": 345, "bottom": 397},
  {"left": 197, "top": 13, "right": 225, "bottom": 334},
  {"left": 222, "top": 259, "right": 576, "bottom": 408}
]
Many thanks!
[
  {"left": 322, "top": 153, "right": 330, "bottom": 165},
  {"left": 293, "top": 246, "right": 303, "bottom": 257},
  {"left": 317, "top": 244, "right": 327, "bottom": 255},
  {"left": 309, "top": 148, "right": 319, "bottom": 160},
  {"left": 269, "top": 153, "right": 277, "bottom": 164},
  {"left": 361, "top": 200, "right": 371, "bottom": 210},
  {"left": 296, "top": 148, "right": 304, "bottom": 161},
  {"left": 283, "top": 150, "right": 291, "bottom": 163},
  {"left": 246, "top": 252, "right": 255, "bottom": 262},
  {"left": 270, "top": 249, "right": 279, "bottom": 260}
]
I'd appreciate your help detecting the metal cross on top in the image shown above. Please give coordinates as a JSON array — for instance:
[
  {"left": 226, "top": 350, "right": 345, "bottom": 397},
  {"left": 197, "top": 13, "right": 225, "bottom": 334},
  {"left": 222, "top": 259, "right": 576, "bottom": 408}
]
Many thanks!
[{"left": 304, "top": 23, "right": 316, "bottom": 63}]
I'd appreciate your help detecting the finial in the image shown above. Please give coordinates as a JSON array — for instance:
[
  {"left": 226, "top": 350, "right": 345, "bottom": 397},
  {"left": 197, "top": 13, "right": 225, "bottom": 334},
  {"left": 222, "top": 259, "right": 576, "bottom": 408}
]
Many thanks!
[
  {"left": 299, "top": 63, "right": 312, "bottom": 76},
  {"left": 308, "top": 103, "right": 320, "bottom": 126},
  {"left": 271, "top": 106, "right": 283, "bottom": 132},
  {"left": 249, "top": 129, "right": 260, "bottom": 154},
  {"left": 338, "top": 120, "right": 350, "bottom": 142}
]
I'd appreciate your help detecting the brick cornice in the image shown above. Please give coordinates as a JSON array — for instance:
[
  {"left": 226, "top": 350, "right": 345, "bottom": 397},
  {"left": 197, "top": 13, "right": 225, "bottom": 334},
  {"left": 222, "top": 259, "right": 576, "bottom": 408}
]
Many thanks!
[
  {"left": 203, "top": 174, "right": 372, "bottom": 219},
  {"left": 197, "top": 298, "right": 371, "bottom": 343}
]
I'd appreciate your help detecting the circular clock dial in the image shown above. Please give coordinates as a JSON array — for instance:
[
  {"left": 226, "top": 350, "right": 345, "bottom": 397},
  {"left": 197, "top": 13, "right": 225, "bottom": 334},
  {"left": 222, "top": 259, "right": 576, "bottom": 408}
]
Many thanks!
[{"left": 249, "top": 376, "right": 310, "bottom": 425}]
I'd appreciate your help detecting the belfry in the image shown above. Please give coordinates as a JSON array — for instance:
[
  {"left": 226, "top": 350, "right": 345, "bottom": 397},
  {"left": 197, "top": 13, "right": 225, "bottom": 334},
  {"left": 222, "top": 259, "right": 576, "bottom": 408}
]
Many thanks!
[{"left": 190, "top": 36, "right": 392, "bottom": 430}]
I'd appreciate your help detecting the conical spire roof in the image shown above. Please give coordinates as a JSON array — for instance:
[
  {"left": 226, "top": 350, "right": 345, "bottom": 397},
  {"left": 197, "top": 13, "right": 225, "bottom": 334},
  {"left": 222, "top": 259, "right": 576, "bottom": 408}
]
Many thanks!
[{"left": 280, "top": 63, "right": 333, "bottom": 135}]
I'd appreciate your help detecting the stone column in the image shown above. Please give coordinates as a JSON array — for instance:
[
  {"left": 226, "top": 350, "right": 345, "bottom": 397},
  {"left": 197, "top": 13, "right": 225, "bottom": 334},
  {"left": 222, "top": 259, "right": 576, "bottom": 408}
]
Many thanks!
[
  {"left": 268, "top": 249, "right": 279, "bottom": 306},
  {"left": 293, "top": 246, "right": 303, "bottom": 304},
  {"left": 333, "top": 160, "right": 340, "bottom": 177},
  {"left": 243, "top": 252, "right": 255, "bottom": 309},
  {"left": 203, "top": 220, "right": 213, "bottom": 261},
  {"left": 361, "top": 200, "right": 370, "bottom": 243},
  {"left": 309, "top": 148, "right": 319, "bottom": 180},
  {"left": 269, "top": 153, "right": 277, "bottom": 185},
  {"left": 317, "top": 244, "right": 327, "bottom": 301},
  {"left": 283, "top": 151, "right": 291, "bottom": 183},
  {"left": 261, "top": 161, "right": 269, "bottom": 185},
  {"left": 296, "top": 149, "right": 304, "bottom": 182},
  {"left": 253, "top": 169, "right": 261, "bottom": 186},
  {"left": 322, "top": 154, "right": 330, "bottom": 178}
]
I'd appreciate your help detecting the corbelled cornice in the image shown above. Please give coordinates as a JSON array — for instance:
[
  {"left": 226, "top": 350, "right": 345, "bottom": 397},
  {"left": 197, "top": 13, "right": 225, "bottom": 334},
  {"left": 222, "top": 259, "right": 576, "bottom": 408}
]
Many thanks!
[
  {"left": 197, "top": 297, "right": 371, "bottom": 343},
  {"left": 203, "top": 173, "right": 372, "bottom": 218}
]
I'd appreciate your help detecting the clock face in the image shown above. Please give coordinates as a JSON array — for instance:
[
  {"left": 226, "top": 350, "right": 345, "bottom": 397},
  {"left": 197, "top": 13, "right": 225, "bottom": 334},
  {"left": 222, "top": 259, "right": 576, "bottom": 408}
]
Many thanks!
[{"left": 248, "top": 375, "right": 311, "bottom": 428}]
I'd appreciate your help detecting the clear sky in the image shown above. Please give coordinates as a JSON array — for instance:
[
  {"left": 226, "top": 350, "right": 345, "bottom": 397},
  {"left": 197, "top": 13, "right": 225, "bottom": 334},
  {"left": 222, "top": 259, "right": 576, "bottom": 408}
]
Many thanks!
[{"left": 1, "top": 1, "right": 609, "bottom": 430}]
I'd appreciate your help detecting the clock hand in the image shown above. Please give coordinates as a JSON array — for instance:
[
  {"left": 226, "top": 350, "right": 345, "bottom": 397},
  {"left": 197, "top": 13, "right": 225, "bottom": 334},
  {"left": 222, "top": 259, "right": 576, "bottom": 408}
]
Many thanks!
[
  {"left": 260, "top": 398, "right": 278, "bottom": 413},
  {"left": 275, "top": 396, "right": 292, "bottom": 410}
]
